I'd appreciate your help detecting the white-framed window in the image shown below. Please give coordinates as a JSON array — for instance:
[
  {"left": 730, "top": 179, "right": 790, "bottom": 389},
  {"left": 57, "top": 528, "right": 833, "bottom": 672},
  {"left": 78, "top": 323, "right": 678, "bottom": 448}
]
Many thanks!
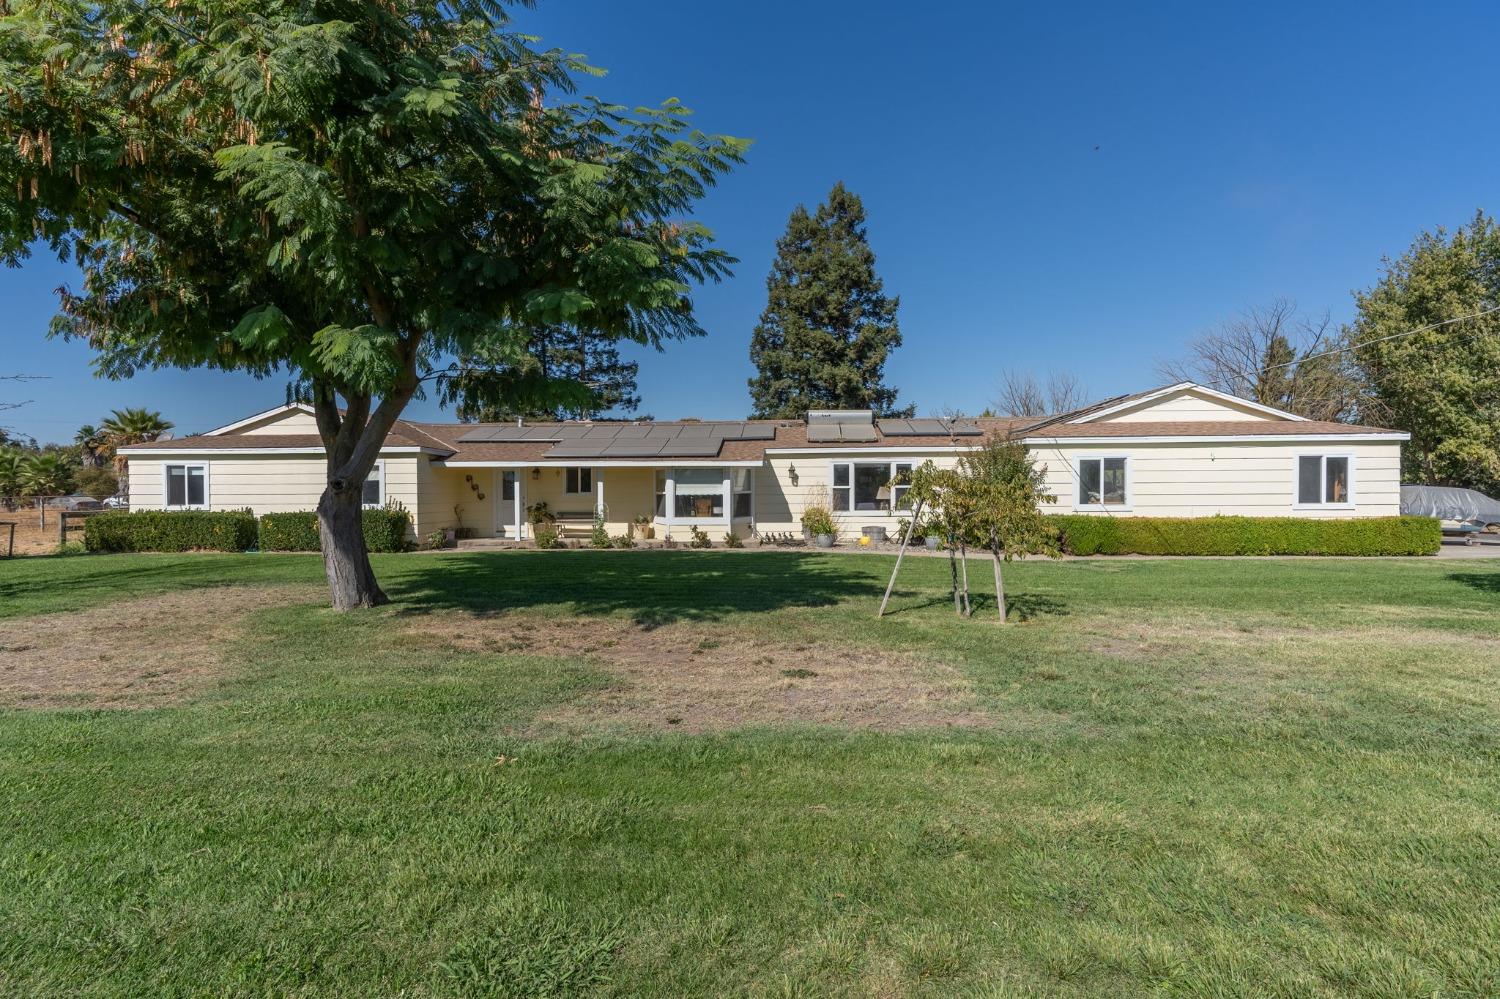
[
  {"left": 829, "top": 461, "right": 914, "bottom": 513},
  {"left": 362, "top": 460, "right": 385, "bottom": 507},
  {"left": 1295, "top": 454, "right": 1353, "bottom": 507},
  {"left": 672, "top": 467, "right": 723, "bottom": 519},
  {"left": 1076, "top": 456, "right": 1129, "bottom": 509},
  {"left": 564, "top": 467, "right": 593, "bottom": 494},
  {"left": 654, "top": 469, "right": 668, "bottom": 518},
  {"left": 732, "top": 468, "right": 753, "bottom": 519},
  {"left": 164, "top": 463, "right": 208, "bottom": 509}
]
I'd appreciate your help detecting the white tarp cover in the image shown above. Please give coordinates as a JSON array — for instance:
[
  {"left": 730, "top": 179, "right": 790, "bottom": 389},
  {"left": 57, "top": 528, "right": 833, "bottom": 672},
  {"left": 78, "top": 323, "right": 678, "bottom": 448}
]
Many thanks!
[{"left": 1400, "top": 485, "right": 1500, "bottom": 525}]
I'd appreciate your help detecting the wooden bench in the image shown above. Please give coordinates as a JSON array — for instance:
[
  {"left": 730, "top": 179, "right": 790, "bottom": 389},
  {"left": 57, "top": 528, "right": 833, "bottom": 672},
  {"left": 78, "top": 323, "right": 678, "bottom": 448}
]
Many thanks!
[{"left": 552, "top": 510, "right": 597, "bottom": 537}]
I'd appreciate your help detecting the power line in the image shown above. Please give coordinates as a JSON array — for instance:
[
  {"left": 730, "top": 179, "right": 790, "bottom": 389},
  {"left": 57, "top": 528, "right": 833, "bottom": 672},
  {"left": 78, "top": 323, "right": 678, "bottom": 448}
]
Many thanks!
[{"left": 1258, "top": 303, "right": 1500, "bottom": 375}]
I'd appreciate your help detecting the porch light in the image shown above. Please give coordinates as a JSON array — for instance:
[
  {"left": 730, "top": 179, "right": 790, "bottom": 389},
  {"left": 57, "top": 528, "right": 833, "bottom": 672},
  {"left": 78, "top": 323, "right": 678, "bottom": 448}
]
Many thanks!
[
  {"left": 531, "top": 468, "right": 540, "bottom": 480},
  {"left": 788, "top": 464, "right": 799, "bottom": 486}
]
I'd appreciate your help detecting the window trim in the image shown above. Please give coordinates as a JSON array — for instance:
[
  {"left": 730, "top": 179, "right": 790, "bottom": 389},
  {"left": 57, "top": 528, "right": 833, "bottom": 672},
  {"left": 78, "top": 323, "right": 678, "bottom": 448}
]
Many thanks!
[
  {"left": 1292, "top": 452, "right": 1356, "bottom": 510},
  {"left": 564, "top": 467, "right": 593, "bottom": 495},
  {"left": 826, "top": 460, "right": 917, "bottom": 516},
  {"left": 1073, "top": 455, "right": 1132, "bottom": 512},
  {"left": 163, "top": 462, "right": 210, "bottom": 510},
  {"left": 650, "top": 467, "right": 752, "bottom": 526},
  {"left": 361, "top": 459, "right": 386, "bottom": 509}
]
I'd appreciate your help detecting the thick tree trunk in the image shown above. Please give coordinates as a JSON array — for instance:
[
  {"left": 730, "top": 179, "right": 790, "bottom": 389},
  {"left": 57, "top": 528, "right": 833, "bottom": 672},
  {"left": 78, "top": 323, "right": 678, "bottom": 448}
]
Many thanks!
[{"left": 317, "top": 481, "right": 387, "bottom": 610}]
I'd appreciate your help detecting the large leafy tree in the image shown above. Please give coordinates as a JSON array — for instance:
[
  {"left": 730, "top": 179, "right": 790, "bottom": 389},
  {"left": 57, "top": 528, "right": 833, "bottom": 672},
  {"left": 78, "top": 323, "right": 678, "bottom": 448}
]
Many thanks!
[
  {"left": 1348, "top": 213, "right": 1500, "bottom": 493},
  {"left": 451, "top": 325, "right": 642, "bottom": 421},
  {"left": 2, "top": 0, "right": 744, "bottom": 607},
  {"left": 748, "top": 182, "right": 912, "bottom": 419}
]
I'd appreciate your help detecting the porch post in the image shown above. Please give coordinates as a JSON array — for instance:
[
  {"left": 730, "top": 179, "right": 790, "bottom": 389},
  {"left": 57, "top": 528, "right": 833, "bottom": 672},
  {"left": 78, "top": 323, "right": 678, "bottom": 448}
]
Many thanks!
[
  {"left": 722, "top": 469, "right": 732, "bottom": 527},
  {"left": 513, "top": 471, "right": 524, "bottom": 540},
  {"left": 596, "top": 469, "right": 605, "bottom": 519}
]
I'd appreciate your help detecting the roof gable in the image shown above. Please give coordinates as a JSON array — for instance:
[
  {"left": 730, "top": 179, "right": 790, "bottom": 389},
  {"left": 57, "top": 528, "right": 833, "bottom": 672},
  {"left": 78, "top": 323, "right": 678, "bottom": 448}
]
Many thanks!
[
  {"left": 206, "top": 403, "right": 320, "bottom": 436},
  {"left": 1072, "top": 383, "right": 1309, "bottom": 424}
]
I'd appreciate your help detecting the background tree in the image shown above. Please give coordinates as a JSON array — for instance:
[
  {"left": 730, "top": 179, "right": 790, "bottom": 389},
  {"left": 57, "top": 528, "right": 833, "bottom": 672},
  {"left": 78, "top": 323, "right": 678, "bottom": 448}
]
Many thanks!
[
  {"left": 1157, "top": 299, "right": 1360, "bottom": 422},
  {"left": 1347, "top": 214, "right": 1500, "bottom": 493},
  {"left": 73, "top": 424, "right": 108, "bottom": 469},
  {"left": 0, "top": 448, "right": 22, "bottom": 510},
  {"left": 953, "top": 438, "right": 1060, "bottom": 623},
  {"left": 994, "top": 369, "right": 1089, "bottom": 417},
  {"left": 3, "top": 0, "right": 743, "bottom": 608},
  {"left": 20, "top": 452, "right": 75, "bottom": 499},
  {"left": 77, "top": 466, "right": 120, "bottom": 501},
  {"left": 452, "top": 325, "right": 642, "bottom": 421},
  {"left": 748, "top": 182, "right": 912, "bottom": 419}
]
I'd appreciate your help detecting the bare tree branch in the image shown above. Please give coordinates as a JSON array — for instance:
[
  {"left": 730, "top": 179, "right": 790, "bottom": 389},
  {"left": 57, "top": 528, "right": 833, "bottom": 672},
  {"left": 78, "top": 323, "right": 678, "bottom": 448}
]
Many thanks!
[
  {"left": 1156, "top": 300, "right": 1362, "bottom": 422},
  {"left": 994, "top": 369, "right": 1090, "bottom": 417}
]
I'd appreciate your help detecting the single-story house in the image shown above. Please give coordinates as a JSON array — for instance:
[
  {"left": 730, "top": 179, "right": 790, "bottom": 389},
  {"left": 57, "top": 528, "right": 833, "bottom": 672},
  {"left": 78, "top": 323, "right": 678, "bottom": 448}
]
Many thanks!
[{"left": 117, "top": 381, "right": 1408, "bottom": 541}]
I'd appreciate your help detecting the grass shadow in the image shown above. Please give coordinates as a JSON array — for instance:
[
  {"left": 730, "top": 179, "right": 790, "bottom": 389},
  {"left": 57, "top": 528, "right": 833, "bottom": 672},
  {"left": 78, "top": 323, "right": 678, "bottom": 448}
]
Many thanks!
[
  {"left": 383, "top": 550, "right": 891, "bottom": 628},
  {"left": 1446, "top": 570, "right": 1500, "bottom": 594}
]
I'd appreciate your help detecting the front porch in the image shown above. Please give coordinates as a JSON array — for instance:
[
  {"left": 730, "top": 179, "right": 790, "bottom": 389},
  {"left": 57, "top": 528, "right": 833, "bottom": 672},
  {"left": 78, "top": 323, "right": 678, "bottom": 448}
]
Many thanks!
[{"left": 433, "top": 463, "right": 757, "bottom": 542}]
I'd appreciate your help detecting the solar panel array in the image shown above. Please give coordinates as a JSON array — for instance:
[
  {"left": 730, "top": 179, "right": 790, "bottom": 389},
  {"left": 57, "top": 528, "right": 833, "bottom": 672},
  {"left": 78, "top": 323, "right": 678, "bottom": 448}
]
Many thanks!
[
  {"left": 456, "top": 421, "right": 776, "bottom": 459},
  {"left": 876, "top": 418, "right": 982, "bottom": 437}
]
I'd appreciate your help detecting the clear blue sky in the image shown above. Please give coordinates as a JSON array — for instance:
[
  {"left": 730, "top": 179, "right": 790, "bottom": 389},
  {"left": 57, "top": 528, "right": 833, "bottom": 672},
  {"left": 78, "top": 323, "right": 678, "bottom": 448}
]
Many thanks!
[{"left": 4, "top": 0, "right": 1495, "bottom": 442}]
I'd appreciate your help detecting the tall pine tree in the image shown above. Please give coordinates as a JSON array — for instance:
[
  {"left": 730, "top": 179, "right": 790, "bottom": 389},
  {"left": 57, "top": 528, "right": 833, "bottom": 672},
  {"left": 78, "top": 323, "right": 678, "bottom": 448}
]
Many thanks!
[
  {"left": 453, "top": 326, "right": 643, "bottom": 421},
  {"left": 748, "top": 183, "right": 913, "bottom": 418}
]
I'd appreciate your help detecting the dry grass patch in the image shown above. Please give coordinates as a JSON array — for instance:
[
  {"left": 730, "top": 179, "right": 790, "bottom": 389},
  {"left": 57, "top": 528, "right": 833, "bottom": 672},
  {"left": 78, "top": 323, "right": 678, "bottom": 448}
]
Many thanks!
[
  {"left": 414, "top": 612, "right": 1000, "bottom": 734},
  {"left": 0, "top": 585, "right": 315, "bottom": 709}
]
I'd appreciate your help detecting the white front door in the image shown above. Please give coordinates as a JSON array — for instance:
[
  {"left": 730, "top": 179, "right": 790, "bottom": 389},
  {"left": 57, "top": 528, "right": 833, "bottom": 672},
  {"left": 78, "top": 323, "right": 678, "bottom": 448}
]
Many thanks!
[{"left": 496, "top": 471, "right": 517, "bottom": 536}]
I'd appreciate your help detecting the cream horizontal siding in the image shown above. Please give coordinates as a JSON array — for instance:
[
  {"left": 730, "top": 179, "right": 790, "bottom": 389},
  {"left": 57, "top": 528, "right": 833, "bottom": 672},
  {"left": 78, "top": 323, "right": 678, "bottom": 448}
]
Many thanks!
[
  {"left": 1029, "top": 441, "right": 1402, "bottom": 518},
  {"left": 1095, "top": 389, "right": 1275, "bottom": 423},
  {"left": 238, "top": 410, "right": 321, "bottom": 434},
  {"left": 124, "top": 453, "right": 426, "bottom": 536},
  {"left": 756, "top": 452, "right": 963, "bottom": 536}
]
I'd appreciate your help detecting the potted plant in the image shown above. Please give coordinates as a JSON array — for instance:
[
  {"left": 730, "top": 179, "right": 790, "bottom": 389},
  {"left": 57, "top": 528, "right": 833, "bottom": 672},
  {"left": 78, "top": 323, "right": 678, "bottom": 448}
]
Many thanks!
[
  {"left": 632, "top": 513, "right": 654, "bottom": 540},
  {"left": 801, "top": 503, "right": 837, "bottom": 548}
]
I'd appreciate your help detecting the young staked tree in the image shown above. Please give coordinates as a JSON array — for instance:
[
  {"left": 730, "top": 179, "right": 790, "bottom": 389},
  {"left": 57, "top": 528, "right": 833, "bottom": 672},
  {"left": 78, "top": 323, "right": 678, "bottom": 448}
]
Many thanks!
[
  {"left": 953, "top": 438, "right": 1059, "bottom": 623},
  {"left": 748, "top": 182, "right": 912, "bottom": 419},
  {"left": 451, "top": 325, "right": 642, "bottom": 421},
  {"left": 2, "top": 0, "right": 744, "bottom": 608},
  {"left": 1348, "top": 213, "right": 1500, "bottom": 493}
]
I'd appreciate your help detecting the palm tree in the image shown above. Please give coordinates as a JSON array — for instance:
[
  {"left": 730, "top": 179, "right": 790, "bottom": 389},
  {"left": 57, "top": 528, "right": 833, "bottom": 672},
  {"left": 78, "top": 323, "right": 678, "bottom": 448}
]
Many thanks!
[
  {"left": 74, "top": 423, "right": 108, "bottom": 468},
  {"left": 20, "top": 452, "right": 75, "bottom": 499},
  {"left": 100, "top": 409, "right": 174, "bottom": 501},
  {"left": 0, "top": 449, "right": 22, "bottom": 511}
]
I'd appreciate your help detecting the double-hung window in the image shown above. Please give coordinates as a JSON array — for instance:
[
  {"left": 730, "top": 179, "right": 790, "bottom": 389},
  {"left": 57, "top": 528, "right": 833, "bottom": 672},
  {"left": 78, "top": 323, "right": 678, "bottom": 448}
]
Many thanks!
[
  {"left": 1077, "top": 457, "right": 1128, "bottom": 509},
  {"left": 1296, "top": 455, "right": 1352, "bottom": 507},
  {"left": 362, "top": 461, "right": 384, "bottom": 507},
  {"left": 564, "top": 467, "right": 593, "bottom": 494},
  {"left": 731, "top": 468, "right": 753, "bottom": 518},
  {"left": 829, "top": 461, "right": 913, "bottom": 513},
  {"left": 165, "top": 463, "right": 208, "bottom": 509}
]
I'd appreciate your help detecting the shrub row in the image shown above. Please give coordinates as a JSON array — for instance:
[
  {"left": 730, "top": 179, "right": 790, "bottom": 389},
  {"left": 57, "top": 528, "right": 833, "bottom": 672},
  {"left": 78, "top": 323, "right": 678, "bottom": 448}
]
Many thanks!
[
  {"left": 259, "top": 509, "right": 411, "bottom": 553},
  {"left": 84, "top": 508, "right": 412, "bottom": 554},
  {"left": 84, "top": 510, "right": 260, "bottom": 554},
  {"left": 1049, "top": 514, "right": 1441, "bottom": 557}
]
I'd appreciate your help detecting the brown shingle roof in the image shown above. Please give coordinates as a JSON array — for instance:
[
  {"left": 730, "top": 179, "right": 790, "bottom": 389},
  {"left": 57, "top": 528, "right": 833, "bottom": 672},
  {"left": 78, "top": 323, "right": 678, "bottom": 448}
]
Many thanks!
[
  {"left": 1022, "top": 420, "right": 1401, "bottom": 439},
  {"left": 118, "top": 407, "right": 1401, "bottom": 461}
]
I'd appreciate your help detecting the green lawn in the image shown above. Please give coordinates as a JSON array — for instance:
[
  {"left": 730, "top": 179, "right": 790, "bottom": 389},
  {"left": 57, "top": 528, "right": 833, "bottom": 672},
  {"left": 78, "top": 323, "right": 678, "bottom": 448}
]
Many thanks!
[{"left": 2, "top": 551, "right": 1499, "bottom": 996}]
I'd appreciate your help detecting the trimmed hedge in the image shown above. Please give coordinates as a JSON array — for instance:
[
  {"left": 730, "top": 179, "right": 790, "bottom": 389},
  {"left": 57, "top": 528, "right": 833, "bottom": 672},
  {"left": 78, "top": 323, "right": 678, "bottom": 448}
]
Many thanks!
[
  {"left": 259, "top": 508, "right": 412, "bottom": 553},
  {"left": 1049, "top": 514, "right": 1440, "bottom": 557},
  {"left": 84, "top": 509, "right": 259, "bottom": 553}
]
